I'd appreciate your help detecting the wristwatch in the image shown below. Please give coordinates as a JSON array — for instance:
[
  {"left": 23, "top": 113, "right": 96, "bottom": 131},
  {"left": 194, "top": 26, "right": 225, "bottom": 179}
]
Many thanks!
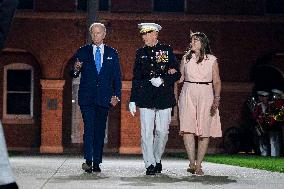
[{"left": 115, "top": 96, "right": 120, "bottom": 102}]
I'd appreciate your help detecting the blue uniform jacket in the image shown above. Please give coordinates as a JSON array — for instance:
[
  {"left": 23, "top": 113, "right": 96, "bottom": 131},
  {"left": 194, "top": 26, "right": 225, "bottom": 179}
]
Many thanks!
[{"left": 71, "top": 44, "right": 122, "bottom": 107}]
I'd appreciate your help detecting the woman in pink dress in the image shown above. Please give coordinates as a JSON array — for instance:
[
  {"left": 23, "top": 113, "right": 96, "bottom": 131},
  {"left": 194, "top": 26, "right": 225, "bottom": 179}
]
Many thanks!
[{"left": 178, "top": 32, "right": 222, "bottom": 175}]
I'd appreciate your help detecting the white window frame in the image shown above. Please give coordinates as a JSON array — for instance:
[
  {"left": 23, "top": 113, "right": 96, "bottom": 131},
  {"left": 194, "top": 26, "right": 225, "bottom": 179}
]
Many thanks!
[{"left": 3, "top": 63, "right": 34, "bottom": 122}]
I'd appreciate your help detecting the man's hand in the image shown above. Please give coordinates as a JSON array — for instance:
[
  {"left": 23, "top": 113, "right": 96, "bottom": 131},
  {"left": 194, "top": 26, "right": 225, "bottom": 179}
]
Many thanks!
[
  {"left": 150, "top": 77, "right": 163, "bottom": 87},
  {"left": 110, "top": 96, "right": 119, "bottom": 107},
  {"left": 129, "top": 102, "right": 136, "bottom": 116},
  {"left": 168, "top": 68, "right": 177, "bottom": 75},
  {"left": 74, "top": 58, "right": 83, "bottom": 71}
]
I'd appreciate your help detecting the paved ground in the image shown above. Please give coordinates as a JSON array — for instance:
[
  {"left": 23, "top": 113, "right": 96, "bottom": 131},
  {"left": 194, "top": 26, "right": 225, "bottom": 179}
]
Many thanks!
[{"left": 9, "top": 154, "right": 284, "bottom": 189}]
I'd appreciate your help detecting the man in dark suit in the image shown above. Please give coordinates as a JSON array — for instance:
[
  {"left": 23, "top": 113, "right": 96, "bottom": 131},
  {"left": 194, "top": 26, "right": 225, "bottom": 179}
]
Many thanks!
[
  {"left": 0, "top": 0, "right": 19, "bottom": 188},
  {"left": 70, "top": 23, "right": 121, "bottom": 173},
  {"left": 129, "top": 23, "right": 181, "bottom": 175}
]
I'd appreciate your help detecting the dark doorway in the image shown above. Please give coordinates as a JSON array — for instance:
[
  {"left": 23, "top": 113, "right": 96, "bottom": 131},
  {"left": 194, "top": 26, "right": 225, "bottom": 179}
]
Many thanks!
[{"left": 252, "top": 65, "right": 284, "bottom": 92}]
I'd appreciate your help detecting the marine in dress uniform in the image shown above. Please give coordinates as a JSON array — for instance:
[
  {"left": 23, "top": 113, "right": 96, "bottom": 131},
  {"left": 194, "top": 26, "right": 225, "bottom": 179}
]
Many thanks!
[{"left": 129, "top": 23, "right": 181, "bottom": 175}]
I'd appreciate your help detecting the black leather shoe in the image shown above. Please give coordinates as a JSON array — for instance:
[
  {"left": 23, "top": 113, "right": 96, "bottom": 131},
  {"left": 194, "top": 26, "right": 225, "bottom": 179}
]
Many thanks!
[
  {"left": 0, "top": 182, "right": 19, "bottom": 189},
  {"left": 155, "top": 161, "right": 162, "bottom": 173},
  {"left": 82, "top": 163, "right": 92, "bottom": 173},
  {"left": 93, "top": 163, "right": 101, "bottom": 172},
  {"left": 146, "top": 164, "right": 156, "bottom": 175}
]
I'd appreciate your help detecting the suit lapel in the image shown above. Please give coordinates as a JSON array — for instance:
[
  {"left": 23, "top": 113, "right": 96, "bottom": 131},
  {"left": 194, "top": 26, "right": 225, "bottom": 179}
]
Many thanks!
[
  {"left": 87, "top": 44, "right": 98, "bottom": 76},
  {"left": 101, "top": 45, "right": 109, "bottom": 73},
  {"left": 88, "top": 44, "right": 94, "bottom": 61}
]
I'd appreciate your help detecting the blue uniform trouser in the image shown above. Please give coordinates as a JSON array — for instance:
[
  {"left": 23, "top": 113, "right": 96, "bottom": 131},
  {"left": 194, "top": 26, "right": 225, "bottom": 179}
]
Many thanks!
[{"left": 80, "top": 104, "right": 109, "bottom": 164}]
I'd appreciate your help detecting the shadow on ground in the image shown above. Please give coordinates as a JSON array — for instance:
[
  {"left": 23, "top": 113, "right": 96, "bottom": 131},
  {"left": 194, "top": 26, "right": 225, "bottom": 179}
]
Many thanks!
[
  {"left": 120, "top": 174, "right": 237, "bottom": 186},
  {"left": 50, "top": 173, "right": 109, "bottom": 183},
  {"left": 50, "top": 173, "right": 236, "bottom": 186}
]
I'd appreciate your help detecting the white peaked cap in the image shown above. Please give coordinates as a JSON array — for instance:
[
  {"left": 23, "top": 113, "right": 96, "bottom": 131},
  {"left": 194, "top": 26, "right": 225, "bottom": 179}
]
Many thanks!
[
  {"left": 257, "top": 91, "right": 269, "bottom": 96},
  {"left": 271, "top": 89, "right": 283, "bottom": 95},
  {"left": 138, "top": 23, "right": 162, "bottom": 34}
]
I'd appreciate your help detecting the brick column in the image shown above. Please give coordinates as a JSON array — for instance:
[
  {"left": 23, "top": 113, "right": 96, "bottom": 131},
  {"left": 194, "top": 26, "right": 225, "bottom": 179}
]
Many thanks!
[
  {"left": 40, "top": 79, "right": 65, "bottom": 153},
  {"left": 119, "top": 81, "right": 141, "bottom": 154}
]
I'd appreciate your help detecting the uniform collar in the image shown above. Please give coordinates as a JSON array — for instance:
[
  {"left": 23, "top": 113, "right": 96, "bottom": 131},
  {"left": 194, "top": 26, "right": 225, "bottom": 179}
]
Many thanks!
[{"left": 144, "top": 41, "right": 160, "bottom": 48}]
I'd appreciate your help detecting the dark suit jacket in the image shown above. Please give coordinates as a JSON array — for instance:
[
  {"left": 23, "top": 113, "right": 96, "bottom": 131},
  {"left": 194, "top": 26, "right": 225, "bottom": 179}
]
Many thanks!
[
  {"left": 71, "top": 44, "right": 122, "bottom": 107},
  {"left": 130, "top": 43, "right": 181, "bottom": 109}
]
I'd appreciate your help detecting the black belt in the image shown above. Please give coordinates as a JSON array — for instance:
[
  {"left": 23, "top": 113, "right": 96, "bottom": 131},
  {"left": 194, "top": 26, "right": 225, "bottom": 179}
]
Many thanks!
[{"left": 184, "top": 80, "right": 212, "bottom": 85}]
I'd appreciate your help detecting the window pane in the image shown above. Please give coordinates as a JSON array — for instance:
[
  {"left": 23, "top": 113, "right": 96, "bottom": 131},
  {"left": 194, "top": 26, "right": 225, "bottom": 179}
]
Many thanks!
[
  {"left": 7, "top": 93, "right": 31, "bottom": 114},
  {"left": 18, "top": 0, "right": 33, "bottom": 9},
  {"left": 77, "top": 0, "right": 87, "bottom": 11},
  {"left": 77, "top": 0, "right": 109, "bottom": 11},
  {"left": 266, "top": 0, "right": 284, "bottom": 14},
  {"left": 154, "top": 0, "right": 184, "bottom": 12},
  {"left": 7, "top": 70, "right": 31, "bottom": 91},
  {"left": 99, "top": 0, "right": 109, "bottom": 11}
]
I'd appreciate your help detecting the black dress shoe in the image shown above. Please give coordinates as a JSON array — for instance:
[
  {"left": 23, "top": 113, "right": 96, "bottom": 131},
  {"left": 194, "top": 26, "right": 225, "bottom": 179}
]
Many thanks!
[
  {"left": 0, "top": 182, "right": 19, "bottom": 189},
  {"left": 155, "top": 161, "right": 162, "bottom": 173},
  {"left": 93, "top": 163, "right": 101, "bottom": 172},
  {"left": 146, "top": 164, "right": 156, "bottom": 175},
  {"left": 82, "top": 163, "right": 92, "bottom": 173}
]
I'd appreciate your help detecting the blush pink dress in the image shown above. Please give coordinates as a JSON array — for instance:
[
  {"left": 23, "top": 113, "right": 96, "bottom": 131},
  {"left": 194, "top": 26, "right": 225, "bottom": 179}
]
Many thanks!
[{"left": 179, "top": 54, "right": 222, "bottom": 137}]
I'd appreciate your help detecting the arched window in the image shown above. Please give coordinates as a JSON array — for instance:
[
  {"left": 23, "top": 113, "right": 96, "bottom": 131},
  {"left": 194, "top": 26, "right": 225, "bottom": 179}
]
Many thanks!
[
  {"left": 18, "top": 0, "right": 34, "bottom": 10},
  {"left": 77, "top": 0, "right": 109, "bottom": 11},
  {"left": 153, "top": 0, "right": 185, "bottom": 12},
  {"left": 3, "top": 63, "right": 34, "bottom": 121}
]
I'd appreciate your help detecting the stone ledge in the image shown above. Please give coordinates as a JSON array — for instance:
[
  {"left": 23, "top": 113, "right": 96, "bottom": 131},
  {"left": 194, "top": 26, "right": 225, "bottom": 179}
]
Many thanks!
[
  {"left": 40, "top": 79, "right": 65, "bottom": 89},
  {"left": 40, "top": 145, "right": 63, "bottom": 153},
  {"left": 119, "top": 147, "right": 141, "bottom": 154}
]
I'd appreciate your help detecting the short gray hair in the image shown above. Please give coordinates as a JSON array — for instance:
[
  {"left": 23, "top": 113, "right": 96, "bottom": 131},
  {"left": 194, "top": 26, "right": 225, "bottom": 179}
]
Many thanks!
[{"left": 89, "top": 22, "right": 106, "bottom": 33}]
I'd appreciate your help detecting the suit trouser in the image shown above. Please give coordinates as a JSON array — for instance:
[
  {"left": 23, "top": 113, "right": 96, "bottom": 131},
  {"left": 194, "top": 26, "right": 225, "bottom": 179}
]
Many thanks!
[
  {"left": 139, "top": 108, "right": 172, "bottom": 168},
  {"left": 80, "top": 104, "right": 109, "bottom": 164},
  {"left": 0, "top": 120, "right": 16, "bottom": 185}
]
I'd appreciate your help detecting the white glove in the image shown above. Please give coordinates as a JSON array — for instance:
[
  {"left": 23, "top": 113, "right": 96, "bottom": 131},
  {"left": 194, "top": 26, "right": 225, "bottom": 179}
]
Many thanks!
[
  {"left": 129, "top": 102, "right": 136, "bottom": 117},
  {"left": 150, "top": 77, "right": 163, "bottom": 87}
]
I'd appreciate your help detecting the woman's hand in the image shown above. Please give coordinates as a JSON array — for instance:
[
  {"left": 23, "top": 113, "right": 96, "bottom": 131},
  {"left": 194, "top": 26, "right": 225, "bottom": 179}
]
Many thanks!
[
  {"left": 210, "top": 96, "right": 220, "bottom": 116},
  {"left": 183, "top": 50, "right": 191, "bottom": 59}
]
